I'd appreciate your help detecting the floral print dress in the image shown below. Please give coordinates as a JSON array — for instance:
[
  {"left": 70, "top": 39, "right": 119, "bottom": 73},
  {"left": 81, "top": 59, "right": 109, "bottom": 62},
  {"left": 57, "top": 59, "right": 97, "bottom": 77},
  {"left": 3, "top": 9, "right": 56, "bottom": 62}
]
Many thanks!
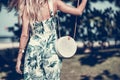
[{"left": 24, "top": 0, "right": 62, "bottom": 80}]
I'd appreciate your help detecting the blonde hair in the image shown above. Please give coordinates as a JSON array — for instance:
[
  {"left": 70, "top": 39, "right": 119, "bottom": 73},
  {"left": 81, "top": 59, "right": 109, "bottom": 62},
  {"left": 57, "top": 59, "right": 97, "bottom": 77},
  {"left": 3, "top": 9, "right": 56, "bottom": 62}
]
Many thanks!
[{"left": 9, "top": 0, "right": 47, "bottom": 22}]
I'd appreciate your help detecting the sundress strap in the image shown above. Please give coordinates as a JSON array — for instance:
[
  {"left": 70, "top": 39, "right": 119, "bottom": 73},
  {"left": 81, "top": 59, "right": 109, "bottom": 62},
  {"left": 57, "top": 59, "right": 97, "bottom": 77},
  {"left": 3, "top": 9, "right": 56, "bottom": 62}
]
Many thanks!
[{"left": 48, "top": 0, "right": 54, "bottom": 17}]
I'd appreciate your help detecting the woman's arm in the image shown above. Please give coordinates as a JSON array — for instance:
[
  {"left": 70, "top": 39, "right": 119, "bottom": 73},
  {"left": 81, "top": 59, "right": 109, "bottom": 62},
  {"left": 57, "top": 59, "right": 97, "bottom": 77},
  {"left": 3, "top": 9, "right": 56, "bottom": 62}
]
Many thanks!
[
  {"left": 18, "top": 8, "right": 29, "bottom": 59},
  {"left": 16, "top": 8, "right": 29, "bottom": 74},
  {"left": 56, "top": 0, "right": 87, "bottom": 15}
]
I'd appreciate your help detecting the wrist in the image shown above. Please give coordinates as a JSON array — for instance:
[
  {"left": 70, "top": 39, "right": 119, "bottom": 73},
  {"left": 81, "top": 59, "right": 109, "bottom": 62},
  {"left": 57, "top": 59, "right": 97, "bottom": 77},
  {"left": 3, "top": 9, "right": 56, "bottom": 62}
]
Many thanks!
[
  {"left": 18, "top": 48, "right": 25, "bottom": 53},
  {"left": 17, "top": 53, "right": 23, "bottom": 61}
]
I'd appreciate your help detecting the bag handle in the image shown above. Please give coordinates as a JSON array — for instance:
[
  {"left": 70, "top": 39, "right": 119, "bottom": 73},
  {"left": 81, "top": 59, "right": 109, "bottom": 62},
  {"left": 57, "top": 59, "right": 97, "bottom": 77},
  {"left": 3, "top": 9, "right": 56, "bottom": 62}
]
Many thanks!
[{"left": 57, "top": 0, "right": 80, "bottom": 39}]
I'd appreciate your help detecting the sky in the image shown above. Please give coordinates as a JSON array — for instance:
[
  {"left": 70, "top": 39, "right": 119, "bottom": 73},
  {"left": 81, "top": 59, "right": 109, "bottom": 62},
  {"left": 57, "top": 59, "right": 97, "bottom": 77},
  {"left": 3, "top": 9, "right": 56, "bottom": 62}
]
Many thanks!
[
  {"left": 0, "top": 6, "right": 18, "bottom": 37},
  {"left": 90, "top": 1, "right": 119, "bottom": 12},
  {"left": 0, "top": 1, "right": 119, "bottom": 37}
]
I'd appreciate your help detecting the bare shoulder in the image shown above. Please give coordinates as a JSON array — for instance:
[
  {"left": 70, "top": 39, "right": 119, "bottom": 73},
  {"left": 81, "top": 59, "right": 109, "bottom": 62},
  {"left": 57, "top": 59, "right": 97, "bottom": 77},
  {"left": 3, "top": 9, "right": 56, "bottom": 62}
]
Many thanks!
[
  {"left": 52, "top": 0, "right": 59, "bottom": 13},
  {"left": 53, "top": 0, "right": 62, "bottom": 6},
  {"left": 52, "top": 0, "right": 65, "bottom": 10}
]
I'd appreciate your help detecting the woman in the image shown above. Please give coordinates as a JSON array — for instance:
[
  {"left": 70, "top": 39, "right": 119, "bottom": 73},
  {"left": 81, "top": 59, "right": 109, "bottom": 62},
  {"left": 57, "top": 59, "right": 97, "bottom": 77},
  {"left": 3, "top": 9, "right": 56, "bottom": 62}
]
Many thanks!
[{"left": 10, "top": 0, "right": 87, "bottom": 79}]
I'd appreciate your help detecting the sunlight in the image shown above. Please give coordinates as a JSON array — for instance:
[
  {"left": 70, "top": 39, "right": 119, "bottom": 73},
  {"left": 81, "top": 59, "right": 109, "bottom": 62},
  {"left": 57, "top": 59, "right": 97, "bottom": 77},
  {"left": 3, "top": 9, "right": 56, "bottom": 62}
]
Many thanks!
[
  {"left": 90, "top": 1, "right": 119, "bottom": 12},
  {"left": 0, "top": 42, "right": 19, "bottom": 50}
]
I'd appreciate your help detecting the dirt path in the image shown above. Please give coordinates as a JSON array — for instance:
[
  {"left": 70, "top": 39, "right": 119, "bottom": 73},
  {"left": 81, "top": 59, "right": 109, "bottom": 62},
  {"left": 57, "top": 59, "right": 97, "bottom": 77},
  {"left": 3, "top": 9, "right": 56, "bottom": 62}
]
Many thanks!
[{"left": 61, "top": 54, "right": 120, "bottom": 80}]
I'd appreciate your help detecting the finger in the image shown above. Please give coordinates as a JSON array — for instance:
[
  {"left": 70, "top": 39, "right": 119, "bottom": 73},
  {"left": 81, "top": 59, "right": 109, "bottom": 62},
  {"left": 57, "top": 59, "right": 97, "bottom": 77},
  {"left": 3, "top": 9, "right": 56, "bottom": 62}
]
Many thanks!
[
  {"left": 16, "top": 66, "right": 22, "bottom": 74},
  {"left": 16, "top": 67, "right": 22, "bottom": 74},
  {"left": 17, "top": 68, "right": 22, "bottom": 74},
  {"left": 18, "top": 70, "right": 22, "bottom": 74}
]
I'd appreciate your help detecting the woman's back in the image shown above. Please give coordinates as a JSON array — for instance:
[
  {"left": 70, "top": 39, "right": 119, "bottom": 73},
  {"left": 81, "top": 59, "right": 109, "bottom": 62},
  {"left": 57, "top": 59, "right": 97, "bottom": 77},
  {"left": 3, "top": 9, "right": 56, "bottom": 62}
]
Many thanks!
[
  {"left": 34, "top": 1, "right": 52, "bottom": 22},
  {"left": 30, "top": 0, "right": 57, "bottom": 35}
]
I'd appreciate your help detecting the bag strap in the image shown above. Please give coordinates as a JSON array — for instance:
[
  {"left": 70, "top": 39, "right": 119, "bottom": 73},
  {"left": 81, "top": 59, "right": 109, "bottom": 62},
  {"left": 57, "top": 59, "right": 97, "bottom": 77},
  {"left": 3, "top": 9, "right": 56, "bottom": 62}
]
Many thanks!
[
  {"left": 57, "top": 0, "right": 80, "bottom": 39},
  {"left": 48, "top": 0, "right": 54, "bottom": 17},
  {"left": 73, "top": 0, "right": 80, "bottom": 39}
]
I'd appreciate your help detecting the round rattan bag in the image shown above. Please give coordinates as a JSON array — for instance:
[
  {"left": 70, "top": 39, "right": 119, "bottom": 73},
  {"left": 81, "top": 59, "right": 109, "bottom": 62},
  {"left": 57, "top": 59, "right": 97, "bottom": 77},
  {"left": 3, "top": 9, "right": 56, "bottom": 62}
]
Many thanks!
[{"left": 55, "top": 36, "right": 77, "bottom": 58}]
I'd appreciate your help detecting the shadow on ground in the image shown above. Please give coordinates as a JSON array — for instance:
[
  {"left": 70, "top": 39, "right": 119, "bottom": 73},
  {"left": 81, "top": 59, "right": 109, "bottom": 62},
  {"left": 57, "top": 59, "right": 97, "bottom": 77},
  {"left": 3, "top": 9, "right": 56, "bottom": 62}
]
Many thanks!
[
  {"left": 0, "top": 47, "right": 120, "bottom": 80},
  {"left": 79, "top": 49, "right": 120, "bottom": 66},
  {"left": 0, "top": 48, "right": 23, "bottom": 80},
  {"left": 75, "top": 45, "right": 120, "bottom": 80},
  {"left": 81, "top": 70, "right": 120, "bottom": 80}
]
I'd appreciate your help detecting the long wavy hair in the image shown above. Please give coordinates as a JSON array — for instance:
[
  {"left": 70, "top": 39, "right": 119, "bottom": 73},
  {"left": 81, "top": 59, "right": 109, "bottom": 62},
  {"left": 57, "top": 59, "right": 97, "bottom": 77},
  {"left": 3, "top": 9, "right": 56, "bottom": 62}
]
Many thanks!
[{"left": 9, "top": 0, "right": 47, "bottom": 22}]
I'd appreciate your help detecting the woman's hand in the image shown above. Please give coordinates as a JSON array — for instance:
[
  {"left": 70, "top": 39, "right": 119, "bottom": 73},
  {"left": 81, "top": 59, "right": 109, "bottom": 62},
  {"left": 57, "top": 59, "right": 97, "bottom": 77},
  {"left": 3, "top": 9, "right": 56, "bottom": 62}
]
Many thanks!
[
  {"left": 16, "top": 59, "right": 22, "bottom": 74},
  {"left": 16, "top": 53, "right": 23, "bottom": 74}
]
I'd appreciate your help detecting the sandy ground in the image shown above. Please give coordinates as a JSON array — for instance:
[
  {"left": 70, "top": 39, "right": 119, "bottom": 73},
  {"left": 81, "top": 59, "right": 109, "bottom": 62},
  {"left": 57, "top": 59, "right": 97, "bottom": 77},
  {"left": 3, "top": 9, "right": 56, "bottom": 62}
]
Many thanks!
[
  {"left": 0, "top": 47, "right": 120, "bottom": 80},
  {"left": 61, "top": 54, "right": 120, "bottom": 80}
]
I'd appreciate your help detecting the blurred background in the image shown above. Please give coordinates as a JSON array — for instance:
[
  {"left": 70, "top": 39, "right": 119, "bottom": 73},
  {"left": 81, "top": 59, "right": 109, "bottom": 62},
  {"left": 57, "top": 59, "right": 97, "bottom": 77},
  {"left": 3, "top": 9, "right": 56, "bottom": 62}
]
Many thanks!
[{"left": 0, "top": 0, "right": 120, "bottom": 80}]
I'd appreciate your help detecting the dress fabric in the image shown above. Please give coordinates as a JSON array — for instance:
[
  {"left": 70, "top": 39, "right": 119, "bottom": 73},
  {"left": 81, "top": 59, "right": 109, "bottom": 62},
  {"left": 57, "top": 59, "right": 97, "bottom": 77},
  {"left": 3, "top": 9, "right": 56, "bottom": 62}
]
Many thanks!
[{"left": 23, "top": 0, "right": 62, "bottom": 80}]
